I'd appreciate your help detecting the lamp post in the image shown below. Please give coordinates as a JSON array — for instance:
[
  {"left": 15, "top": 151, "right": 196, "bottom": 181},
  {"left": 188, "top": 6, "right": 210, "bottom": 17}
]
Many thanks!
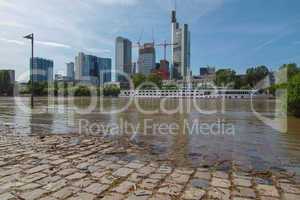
[{"left": 24, "top": 33, "right": 34, "bottom": 108}]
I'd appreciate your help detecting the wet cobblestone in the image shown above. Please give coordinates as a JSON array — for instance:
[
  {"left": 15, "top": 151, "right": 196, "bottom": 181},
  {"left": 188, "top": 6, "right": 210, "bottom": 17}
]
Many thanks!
[{"left": 0, "top": 134, "right": 299, "bottom": 199}]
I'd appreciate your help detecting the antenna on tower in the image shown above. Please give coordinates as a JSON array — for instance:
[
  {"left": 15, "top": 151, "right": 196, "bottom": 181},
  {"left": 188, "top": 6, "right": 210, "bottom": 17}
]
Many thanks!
[
  {"left": 171, "top": 0, "right": 177, "bottom": 23},
  {"left": 152, "top": 27, "right": 155, "bottom": 44}
]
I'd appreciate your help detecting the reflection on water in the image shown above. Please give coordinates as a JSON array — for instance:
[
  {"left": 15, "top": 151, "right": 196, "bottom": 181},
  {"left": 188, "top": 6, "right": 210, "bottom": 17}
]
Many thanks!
[{"left": 0, "top": 97, "right": 300, "bottom": 172}]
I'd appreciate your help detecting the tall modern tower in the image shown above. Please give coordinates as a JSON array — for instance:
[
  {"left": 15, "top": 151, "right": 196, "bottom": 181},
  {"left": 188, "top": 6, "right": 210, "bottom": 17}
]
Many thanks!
[
  {"left": 171, "top": 10, "right": 191, "bottom": 80},
  {"left": 66, "top": 62, "right": 75, "bottom": 81},
  {"left": 138, "top": 43, "right": 156, "bottom": 76},
  {"left": 30, "top": 57, "right": 53, "bottom": 82},
  {"left": 75, "top": 52, "right": 111, "bottom": 85},
  {"left": 115, "top": 37, "right": 132, "bottom": 82}
]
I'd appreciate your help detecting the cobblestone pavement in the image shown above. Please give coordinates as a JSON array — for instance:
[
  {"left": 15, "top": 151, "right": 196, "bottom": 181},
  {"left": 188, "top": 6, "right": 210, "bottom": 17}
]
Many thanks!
[{"left": 0, "top": 134, "right": 300, "bottom": 200}]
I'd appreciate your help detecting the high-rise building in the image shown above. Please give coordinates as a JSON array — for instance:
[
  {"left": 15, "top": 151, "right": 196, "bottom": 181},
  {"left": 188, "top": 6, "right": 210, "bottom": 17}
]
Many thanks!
[
  {"left": 171, "top": 10, "right": 191, "bottom": 80},
  {"left": 30, "top": 57, "right": 53, "bottom": 82},
  {"left": 66, "top": 62, "right": 75, "bottom": 81},
  {"left": 132, "top": 62, "right": 137, "bottom": 75},
  {"left": 75, "top": 52, "right": 111, "bottom": 85},
  {"left": 98, "top": 57, "right": 112, "bottom": 84},
  {"left": 152, "top": 60, "right": 170, "bottom": 80},
  {"left": 139, "top": 43, "right": 156, "bottom": 76},
  {"left": 200, "top": 67, "right": 215, "bottom": 76},
  {"left": 115, "top": 37, "right": 132, "bottom": 81}
]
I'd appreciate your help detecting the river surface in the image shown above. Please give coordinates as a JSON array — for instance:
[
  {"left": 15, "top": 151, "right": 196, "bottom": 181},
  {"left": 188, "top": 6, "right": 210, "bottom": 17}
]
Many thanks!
[{"left": 0, "top": 97, "right": 300, "bottom": 172}]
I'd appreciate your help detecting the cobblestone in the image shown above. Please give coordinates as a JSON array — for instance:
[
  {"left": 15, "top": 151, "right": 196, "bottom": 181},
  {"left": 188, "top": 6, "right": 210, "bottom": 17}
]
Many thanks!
[
  {"left": 0, "top": 134, "right": 299, "bottom": 200},
  {"left": 112, "top": 181, "right": 135, "bottom": 194},
  {"left": 83, "top": 183, "right": 109, "bottom": 195},
  {"left": 257, "top": 184, "right": 280, "bottom": 198}
]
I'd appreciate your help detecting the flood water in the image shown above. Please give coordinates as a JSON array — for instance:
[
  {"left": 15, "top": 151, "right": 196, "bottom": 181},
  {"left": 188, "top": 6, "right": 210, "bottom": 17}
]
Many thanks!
[{"left": 0, "top": 97, "right": 300, "bottom": 173}]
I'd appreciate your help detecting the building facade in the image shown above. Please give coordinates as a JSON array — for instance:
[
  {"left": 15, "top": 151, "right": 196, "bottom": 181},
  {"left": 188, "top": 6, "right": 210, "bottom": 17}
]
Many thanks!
[
  {"left": 66, "top": 62, "right": 75, "bottom": 81},
  {"left": 75, "top": 52, "right": 111, "bottom": 85},
  {"left": 0, "top": 69, "right": 15, "bottom": 96},
  {"left": 171, "top": 10, "right": 191, "bottom": 80},
  {"left": 30, "top": 57, "right": 53, "bottom": 82},
  {"left": 139, "top": 43, "right": 156, "bottom": 76},
  {"left": 152, "top": 60, "right": 170, "bottom": 80},
  {"left": 200, "top": 66, "right": 215, "bottom": 76},
  {"left": 98, "top": 58, "right": 112, "bottom": 84},
  {"left": 115, "top": 37, "right": 132, "bottom": 82}
]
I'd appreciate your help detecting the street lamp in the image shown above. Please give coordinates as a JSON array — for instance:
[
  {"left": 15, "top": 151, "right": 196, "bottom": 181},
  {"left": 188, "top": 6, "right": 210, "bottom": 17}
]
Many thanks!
[{"left": 24, "top": 33, "right": 34, "bottom": 108}]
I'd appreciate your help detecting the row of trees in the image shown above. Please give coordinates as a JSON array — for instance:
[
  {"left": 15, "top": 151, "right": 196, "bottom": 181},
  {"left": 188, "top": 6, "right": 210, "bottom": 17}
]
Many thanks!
[
  {"left": 215, "top": 63, "right": 300, "bottom": 117},
  {"left": 215, "top": 65, "right": 269, "bottom": 89},
  {"left": 21, "top": 82, "right": 121, "bottom": 97},
  {"left": 132, "top": 73, "right": 163, "bottom": 89}
]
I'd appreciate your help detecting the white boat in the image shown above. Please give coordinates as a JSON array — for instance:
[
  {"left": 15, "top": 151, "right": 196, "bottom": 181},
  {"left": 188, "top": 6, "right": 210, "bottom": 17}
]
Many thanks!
[{"left": 120, "top": 89, "right": 270, "bottom": 99}]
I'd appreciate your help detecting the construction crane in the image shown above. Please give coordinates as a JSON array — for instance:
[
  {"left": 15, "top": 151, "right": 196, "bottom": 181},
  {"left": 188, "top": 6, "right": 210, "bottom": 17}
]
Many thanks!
[{"left": 155, "top": 40, "right": 177, "bottom": 61}]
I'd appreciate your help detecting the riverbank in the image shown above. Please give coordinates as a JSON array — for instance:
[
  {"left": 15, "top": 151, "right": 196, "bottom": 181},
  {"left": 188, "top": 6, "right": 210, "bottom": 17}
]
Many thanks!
[{"left": 0, "top": 132, "right": 300, "bottom": 200}]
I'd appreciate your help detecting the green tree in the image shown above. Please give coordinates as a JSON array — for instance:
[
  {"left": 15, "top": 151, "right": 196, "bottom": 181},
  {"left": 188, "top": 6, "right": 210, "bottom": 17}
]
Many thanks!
[
  {"left": 27, "top": 81, "right": 49, "bottom": 96},
  {"left": 54, "top": 81, "right": 58, "bottom": 96},
  {"left": 147, "top": 73, "right": 163, "bottom": 89},
  {"left": 234, "top": 75, "right": 248, "bottom": 89},
  {"left": 132, "top": 73, "right": 146, "bottom": 89},
  {"left": 288, "top": 73, "right": 300, "bottom": 117},
  {"left": 0, "top": 71, "right": 14, "bottom": 96},
  {"left": 215, "top": 69, "right": 236, "bottom": 87},
  {"left": 246, "top": 65, "right": 269, "bottom": 87},
  {"left": 74, "top": 85, "right": 91, "bottom": 96},
  {"left": 279, "top": 63, "right": 299, "bottom": 80},
  {"left": 103, "top": 85, "right": 121, "bottom": 97}
]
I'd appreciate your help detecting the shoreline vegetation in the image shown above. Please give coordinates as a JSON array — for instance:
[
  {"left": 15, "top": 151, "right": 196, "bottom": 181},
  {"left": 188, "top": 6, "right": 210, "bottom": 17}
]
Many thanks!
[{"left": 14, "top": 63, "right": 300, "bottom": 117}]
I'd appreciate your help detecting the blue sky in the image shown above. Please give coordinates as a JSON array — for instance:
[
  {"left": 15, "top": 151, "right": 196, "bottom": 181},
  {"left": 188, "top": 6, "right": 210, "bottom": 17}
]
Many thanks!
[{"left": 0, "top": 0, "right": 300, "bottom": 81}]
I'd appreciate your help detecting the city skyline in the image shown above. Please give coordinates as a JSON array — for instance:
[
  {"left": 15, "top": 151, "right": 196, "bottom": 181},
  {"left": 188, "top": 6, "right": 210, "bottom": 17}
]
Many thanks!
[{"left": 1, "top": 0, "right": 300, "bottom": 81}]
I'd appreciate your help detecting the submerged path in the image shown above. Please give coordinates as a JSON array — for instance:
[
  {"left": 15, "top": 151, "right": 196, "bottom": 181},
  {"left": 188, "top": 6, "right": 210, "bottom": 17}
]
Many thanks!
[{"left": 0, "top": 133, "right": 300, "bottom": 200}]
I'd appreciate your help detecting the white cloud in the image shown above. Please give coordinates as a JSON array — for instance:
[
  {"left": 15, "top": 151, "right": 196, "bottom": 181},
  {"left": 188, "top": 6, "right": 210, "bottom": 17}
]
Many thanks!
[
  {"left": 94, "top": 0, "right": 140, "bottom": 6},
  {"left": 0, "top": 38, "right": 25, "bottom": 45},
  {"left": 0, "top": 37, "right": 71, "bottom": 49},
  {"left": 85, "top": 48, "right": 111, "bottom": 55},
  {"left": 0, "top": 0, "right": 225, "bottom": 79},
  {"left": 36, "top": 41, "right": 72, "bottom": 49}
]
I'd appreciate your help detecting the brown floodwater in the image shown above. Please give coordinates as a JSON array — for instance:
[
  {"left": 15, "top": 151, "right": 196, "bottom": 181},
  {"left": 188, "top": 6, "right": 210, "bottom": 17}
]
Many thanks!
[{"left": 0, "top": 97, "right": 300, "bottom": 173}]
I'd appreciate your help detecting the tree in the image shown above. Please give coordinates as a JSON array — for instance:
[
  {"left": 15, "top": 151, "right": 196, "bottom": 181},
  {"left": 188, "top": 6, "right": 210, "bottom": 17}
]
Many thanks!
[
  {"left": 246, "top": 65, "right": 269, "bottom": 87},
  {"left": 234, "top": 75, "right": 249, "bottom": 89},
  {"left": 279, "top": 63, "right": 299, "bottom": 80},
  {"left": 103, "top": 85, "right": 121, "bottom": 97},
  {"left": 27, "top": 81, "right": 49, "bottom": 96},
  {"left": 147, "top": 73, "right": 163, "bottom": 89},
  {"left": 215, "top": 69, "right": 236, "bottom": 87},
  {"left": 0, "top": 71, "right": 14, "bottom": 96},
  {"left": 54, "top": 81, "right": 58, "bottom": 96},
  {"left": 132, "top": 74, "right": 146, "bottom": 89},
  {"left": 74, "top": 85, "right": 91, "bottom": 96},
  {"left": 288, "top": 73, "right": 300, "bottom": 117}
]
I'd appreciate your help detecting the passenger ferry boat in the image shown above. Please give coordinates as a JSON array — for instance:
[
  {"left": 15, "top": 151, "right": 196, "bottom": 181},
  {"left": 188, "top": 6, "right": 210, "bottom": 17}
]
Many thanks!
[{"left": 120, "top": 89, "right": 270, "bottom": 99}]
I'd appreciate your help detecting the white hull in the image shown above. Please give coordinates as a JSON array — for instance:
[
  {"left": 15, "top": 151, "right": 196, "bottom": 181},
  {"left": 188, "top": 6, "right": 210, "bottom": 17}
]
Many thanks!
[{"left": 120, "top": 90, "right": 270, "bottom": 99}]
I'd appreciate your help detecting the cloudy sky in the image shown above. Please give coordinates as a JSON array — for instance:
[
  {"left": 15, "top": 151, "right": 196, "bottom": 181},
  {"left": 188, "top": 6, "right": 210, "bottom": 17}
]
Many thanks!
[{"left": 0, "top": 0, "right": 300, "bottom": 81}]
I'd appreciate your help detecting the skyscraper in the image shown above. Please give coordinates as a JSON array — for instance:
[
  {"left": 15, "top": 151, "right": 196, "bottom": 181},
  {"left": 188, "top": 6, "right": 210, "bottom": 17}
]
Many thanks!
[
  {"left": 30, "top": 57, "right": 53, "bottom": 82},
  {"left": 66, "top": 62, "right": 75, "bottom": 81},
  {"left": 139, "top": 43, "right": 156, "bottom": 76},
  {"left": 115, "top": 37, "right": 132, "bottom": 82},
  {"left": 171, "top": 10, "right": 191, "bottom": 80},
  {"left": 75, "top": 52, "right": 111, "bottom": 85},
  {"left": 98, "top": 57, "right": 112, "bottom": 84}
]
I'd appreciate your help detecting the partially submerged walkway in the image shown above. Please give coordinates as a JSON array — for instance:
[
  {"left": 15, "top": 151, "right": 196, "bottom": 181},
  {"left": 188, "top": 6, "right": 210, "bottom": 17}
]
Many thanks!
[{"left": 0, "top": 134, "right": 299, "bottom": 200}]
